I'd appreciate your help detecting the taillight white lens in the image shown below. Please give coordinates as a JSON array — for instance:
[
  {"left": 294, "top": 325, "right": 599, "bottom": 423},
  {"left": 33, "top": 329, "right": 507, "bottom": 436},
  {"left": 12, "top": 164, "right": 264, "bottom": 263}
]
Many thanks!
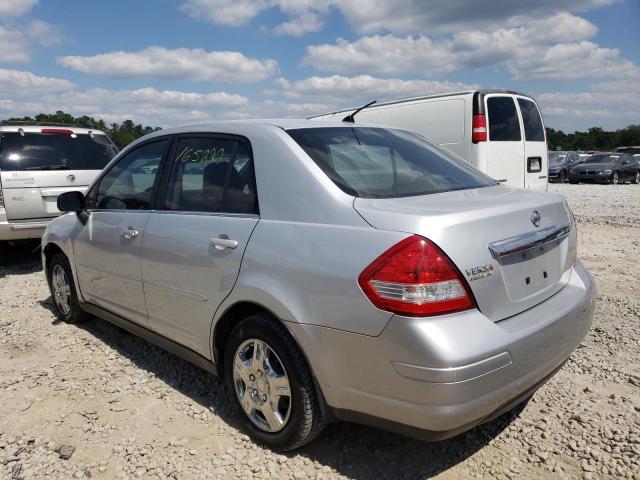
[{"left": 358, "top": 235, "right": 476, "bottom": 317}]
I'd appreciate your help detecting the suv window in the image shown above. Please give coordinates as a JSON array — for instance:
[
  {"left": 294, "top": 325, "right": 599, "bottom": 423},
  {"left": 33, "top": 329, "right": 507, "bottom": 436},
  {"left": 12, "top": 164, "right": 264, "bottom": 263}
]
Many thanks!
[
  {"left": 517, "top": 98, "right": 545, "bottom": 142},
  {"left": 94, "top": 139, "right": 168, "bottom": 210},
  {"left": 164, "top": 136, "right": 257, "bottom": 214},
  {"left": 287, "top": 127, "right": 495, "bottom": 198},
  {"left": 487, "top": 97, "right": 521, "bottom": 142},
  {"left": 0, "top": 132, "right": 118, "bottom": 171}
]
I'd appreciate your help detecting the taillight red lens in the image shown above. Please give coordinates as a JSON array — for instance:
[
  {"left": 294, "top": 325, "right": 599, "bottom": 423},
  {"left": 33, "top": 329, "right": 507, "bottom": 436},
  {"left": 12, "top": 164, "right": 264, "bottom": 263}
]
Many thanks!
[
  {"left": 472, "top": 114, "right": 487, "bottom": 143},
  {"left": 358, "top": 235, "right": 476, "bottom": 317},
  {"left": 41, "top": 128, "right": 73, "bottom": 135}
]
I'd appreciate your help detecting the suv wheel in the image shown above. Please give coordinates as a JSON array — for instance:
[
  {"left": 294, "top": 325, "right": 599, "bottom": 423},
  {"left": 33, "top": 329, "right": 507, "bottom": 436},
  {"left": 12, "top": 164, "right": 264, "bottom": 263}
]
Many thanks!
[
  {"left": 558, "top": 170, "right": 566, "bottom": 183},
  {"left": 224, "top": 313, "right": 325, "bottom": 450},
  {"left": 633, "top": 171, "right": 639, "bottom": 184},
  {"left": 48, "top": 253, "right": 89, "bottom": 323}
]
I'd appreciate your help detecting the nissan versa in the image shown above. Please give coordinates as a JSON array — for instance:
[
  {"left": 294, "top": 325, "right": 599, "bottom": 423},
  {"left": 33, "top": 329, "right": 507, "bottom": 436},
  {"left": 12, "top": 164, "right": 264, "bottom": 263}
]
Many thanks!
[{"left": 41, "top": 120, "right": 596, "bottom": 450}]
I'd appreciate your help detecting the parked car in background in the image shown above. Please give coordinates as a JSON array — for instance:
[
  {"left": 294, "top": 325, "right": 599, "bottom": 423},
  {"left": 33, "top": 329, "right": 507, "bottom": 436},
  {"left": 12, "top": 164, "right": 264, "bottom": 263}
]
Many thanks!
[
  {"left": 548, "top": 151, "right": 581, "bottom": 182},
  {"left": 311, "top": 90, "right": 549, "bottom": 191},
  {"left": 0, "top": 123, "right": 118, "bottom": 242},
  {"left": 569, "top": 153, "right": 639, "bottom": 184},
  {"left": 42, "top": 119, "right": 594, "bottom": 450},
  {"left": 616, "top": 146, "right": 640, "bottom": 155}
]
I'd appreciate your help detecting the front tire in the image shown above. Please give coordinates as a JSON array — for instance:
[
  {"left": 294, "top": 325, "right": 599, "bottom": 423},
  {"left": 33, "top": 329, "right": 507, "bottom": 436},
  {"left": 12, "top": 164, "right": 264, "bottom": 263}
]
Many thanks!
[
  {"left": 47, "top": 253, "right": 89, "bottom": 324},
  {"left": 632, "top": 171, "right": 639, "bottom": 184},
  {"left": 224, "top": 313, "right": 325, "bottom": 450},
  {"left": 558, "top": 170, "right": 566, "bottom": 183},
  {"left": 610, "top": 171, "right": 619, "bottom": 184}
]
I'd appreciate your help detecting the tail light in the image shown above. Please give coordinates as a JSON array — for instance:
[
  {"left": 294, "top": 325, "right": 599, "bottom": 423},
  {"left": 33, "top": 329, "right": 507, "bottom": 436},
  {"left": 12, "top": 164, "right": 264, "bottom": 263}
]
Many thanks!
[
  {"left": 41, "top": 128, "right": 73, "bottom": 135},
  {"left": 358, "top": 235, "right": 476, "bottom": 317},
  {"left": 472, "top": 115, "right": 487, "bottom": 143}
]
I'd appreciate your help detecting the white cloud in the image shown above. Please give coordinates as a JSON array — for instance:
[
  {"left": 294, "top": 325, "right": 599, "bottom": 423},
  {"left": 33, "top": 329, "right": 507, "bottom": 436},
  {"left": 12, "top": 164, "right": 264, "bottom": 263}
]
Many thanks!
[
  {"left": 0, "top": 0, "right": 38, "bottom": 18},
  {"left": 274, "top": 75, "right": 477, "bottom": 106},
  {"left": 0, "top": 68, "right": 74, "bottom": 95},
  {"left": 0, "top": 21, "right": 61, "bottom": 63},
  {"left": 303, "top": 13, "right": 637, "bottom": 81},
  {"left": 274, "top": 10, "right": 324, "bottom": 36},
  {"left": 58, "top": 47, "right": 279, "bottom": 83},
  {"left": 537, "top": 77, "right": 640, "bottom": 131}
]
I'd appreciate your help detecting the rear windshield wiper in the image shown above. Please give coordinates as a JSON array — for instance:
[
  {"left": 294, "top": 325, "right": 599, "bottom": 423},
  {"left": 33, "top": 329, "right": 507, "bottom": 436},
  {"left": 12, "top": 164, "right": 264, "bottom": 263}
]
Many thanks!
[{"left": 25, "top": 165, "right": 69, "bottom": 170}]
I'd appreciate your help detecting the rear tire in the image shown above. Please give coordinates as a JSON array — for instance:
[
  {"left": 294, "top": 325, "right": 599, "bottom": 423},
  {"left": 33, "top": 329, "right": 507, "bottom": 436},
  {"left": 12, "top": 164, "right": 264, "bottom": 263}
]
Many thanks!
[
  {"left": 47, "top": 253, "right": 89, "bottom": 324},
  {"left": 224, "top": 313, "right": 325, "bottom": 450},
  {"left": 632, "top": 171, "right": 639, "bottom": 184},
  {"left": 558, "top": 171, "right": 566, "bottom": 183}
]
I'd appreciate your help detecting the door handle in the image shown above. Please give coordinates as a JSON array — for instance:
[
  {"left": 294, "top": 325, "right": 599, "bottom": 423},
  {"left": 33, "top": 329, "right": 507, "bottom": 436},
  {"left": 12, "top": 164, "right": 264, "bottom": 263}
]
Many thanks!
[
  {"left": 121, "top": 227, "right": 139, "bottom": 240},
  {"left": 210, "top": 235, "right": 238, "bottom": 251}
]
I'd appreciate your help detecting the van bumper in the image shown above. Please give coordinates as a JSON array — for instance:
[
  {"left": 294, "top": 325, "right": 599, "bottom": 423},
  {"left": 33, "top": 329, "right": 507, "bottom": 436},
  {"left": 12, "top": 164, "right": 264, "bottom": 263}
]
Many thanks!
[
  {"left": 287, "top": 261, "right": 595, "bottom": 439},
  {"left": 0, "top": 211, "right": 52, "bottom": 241}
]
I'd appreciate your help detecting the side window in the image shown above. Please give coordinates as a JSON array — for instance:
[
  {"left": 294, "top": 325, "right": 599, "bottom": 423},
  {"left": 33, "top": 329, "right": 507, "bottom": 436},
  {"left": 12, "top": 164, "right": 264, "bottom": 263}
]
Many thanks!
[
  {"left": 517, "top": 98, "right": 545, "bottom": 141},
  {"left": 487, "top": 97, "right": 521, "bottom": 142},
  {"left": 95, "top": 139, "right": 168, "bottom": 210},
  {"left": 164, "top": 136, "right": 257, "bottom": 214}
]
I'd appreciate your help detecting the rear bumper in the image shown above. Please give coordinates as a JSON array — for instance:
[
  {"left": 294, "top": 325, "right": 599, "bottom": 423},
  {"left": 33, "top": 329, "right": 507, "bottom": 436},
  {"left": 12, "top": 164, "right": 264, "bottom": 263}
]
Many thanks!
[
  {"left": 287, "top": 261, "right": 595, "bottom": 438},
  {"left": 0, "top": 211, "right": 52, "bottom": 240}
]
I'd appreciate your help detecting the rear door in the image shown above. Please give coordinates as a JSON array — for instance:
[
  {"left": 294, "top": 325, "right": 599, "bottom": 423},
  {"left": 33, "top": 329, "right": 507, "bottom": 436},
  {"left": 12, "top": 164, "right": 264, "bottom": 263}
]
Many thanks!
[
  {"left": 484, "top": 95, "right": 525, "bottom": 187},
  {"left": 73, "top": 138, "right": 170, "bottom": 325},
  {"left": 0, "top": 130, "right": 117, "bottom": 220},
  {"left": 142, "top": 134, "right": 259, "bottom": 356},
  {"left": 516, "top": 97, "right": 548, "bottom": 190}
]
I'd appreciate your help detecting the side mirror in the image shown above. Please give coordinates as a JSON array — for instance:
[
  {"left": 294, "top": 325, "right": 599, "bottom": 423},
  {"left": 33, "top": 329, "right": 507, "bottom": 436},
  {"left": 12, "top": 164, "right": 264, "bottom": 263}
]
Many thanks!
[{"left": 57, "top": 191, "right": 86, "bottom": 212}]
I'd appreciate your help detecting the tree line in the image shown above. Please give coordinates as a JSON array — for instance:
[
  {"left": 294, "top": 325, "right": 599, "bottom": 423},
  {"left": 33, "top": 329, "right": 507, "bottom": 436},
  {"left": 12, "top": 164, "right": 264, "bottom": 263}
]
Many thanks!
[
  {"left": 546, "top": 125, "right": 640, "bottom": 152},
  {"left": 4, "top": 111, "right": 161, "bottom": 149},
  {"left": 4, "top": 111, "right": 640, "bottom": 152}
]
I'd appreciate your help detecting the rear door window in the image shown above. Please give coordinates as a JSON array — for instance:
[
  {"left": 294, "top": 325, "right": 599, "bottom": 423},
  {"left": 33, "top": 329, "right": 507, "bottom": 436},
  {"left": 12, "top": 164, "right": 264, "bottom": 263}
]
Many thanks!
[
  {"left": 487, "top": 97, "right": 521, "bottom": 142},
  {"left": 163, "top": 136, "right": 257, "bottom": 214},
  {"left": 0, "top": 132, "right": 118, "bottom": 171},
  {"left": 517, "top": 98, "right": 545, "bottom": 141}
]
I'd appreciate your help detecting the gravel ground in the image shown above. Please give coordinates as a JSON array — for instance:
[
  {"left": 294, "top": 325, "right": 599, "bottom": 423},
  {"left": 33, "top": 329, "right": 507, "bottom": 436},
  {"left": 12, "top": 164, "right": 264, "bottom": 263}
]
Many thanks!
[{"left": 0, "top": 183, "right": 638, "bottom": 480}]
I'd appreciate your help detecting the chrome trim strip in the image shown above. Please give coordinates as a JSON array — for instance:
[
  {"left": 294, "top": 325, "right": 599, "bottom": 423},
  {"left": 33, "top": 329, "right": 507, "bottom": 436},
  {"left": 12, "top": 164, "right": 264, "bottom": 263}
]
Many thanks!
[
  {"left": 10, "top": 221, "right": 50, "bottom": 230},
  {"left": 488, "top": 222, "right": 571, "bottom": 260}
]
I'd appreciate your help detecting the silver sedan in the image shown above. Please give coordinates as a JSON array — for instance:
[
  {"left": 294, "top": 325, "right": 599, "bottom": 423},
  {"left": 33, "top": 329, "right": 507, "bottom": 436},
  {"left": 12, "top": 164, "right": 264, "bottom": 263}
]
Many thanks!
[{"left": 42, "top": 119, "right": 595, "bottom": 450}]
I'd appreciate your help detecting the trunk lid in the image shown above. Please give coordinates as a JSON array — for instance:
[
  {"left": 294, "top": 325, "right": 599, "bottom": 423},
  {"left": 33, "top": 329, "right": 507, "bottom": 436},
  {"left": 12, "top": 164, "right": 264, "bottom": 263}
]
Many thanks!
[
  {"left": 0, "top": 170, "right": 97, "bottom": 220},
  {"left": 354, "top": 185, "right": 576, "bottom": 321}
]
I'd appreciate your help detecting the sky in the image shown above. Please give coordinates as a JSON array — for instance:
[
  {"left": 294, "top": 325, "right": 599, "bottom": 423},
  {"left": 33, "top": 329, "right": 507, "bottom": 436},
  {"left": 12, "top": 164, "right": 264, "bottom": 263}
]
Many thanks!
[{"left": 0, "top": 0, "right": 638, "bottom": 132}]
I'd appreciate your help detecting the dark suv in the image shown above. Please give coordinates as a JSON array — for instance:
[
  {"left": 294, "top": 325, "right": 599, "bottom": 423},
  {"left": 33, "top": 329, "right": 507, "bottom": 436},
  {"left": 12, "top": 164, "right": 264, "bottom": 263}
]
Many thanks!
[{"left": 548, "top": 151, "right": 581, "bottom": 183}]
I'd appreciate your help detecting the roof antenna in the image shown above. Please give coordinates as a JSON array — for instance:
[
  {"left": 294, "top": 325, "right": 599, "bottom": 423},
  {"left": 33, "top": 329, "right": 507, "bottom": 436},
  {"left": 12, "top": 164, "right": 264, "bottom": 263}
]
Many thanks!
[{"left": 342, "top": 100, "right": 376, "bottom": 123}]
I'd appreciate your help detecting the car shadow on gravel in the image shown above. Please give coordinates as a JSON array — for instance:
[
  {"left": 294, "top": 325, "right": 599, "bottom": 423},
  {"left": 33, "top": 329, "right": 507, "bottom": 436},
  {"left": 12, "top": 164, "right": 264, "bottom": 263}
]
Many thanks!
[
  {"left": 0, "top": 241, "right": 42, "bottom": 277},
  {"left": 48, "top": 308, "right": 519, "bottom": 480}
]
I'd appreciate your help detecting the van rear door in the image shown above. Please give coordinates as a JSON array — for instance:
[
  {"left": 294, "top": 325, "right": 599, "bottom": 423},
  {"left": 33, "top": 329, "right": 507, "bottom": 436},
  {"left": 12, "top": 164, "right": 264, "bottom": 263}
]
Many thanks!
[
  {"left": 484, "top": 94, "right": 525, "bottom": 187},
  {"left": 0, "top": 130, "right": 117, "bottom": 220},
  {"left": 516, "top": 96, "right": 548, "bottom": 190}
]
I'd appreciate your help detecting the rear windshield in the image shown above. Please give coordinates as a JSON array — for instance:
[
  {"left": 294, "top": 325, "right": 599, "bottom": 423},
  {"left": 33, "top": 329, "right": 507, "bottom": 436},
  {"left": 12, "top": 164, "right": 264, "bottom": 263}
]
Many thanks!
[
  {"left": 0, "top": 132, "right": 118, "bottom": 171},
  {"left": 584, "top": 154, "right": 620, "bottom": 164},
  {"left": 517, "top": 98, "right": 545, "bottom": 141},
  {"left": 287, "top": 127, "right": 496, "bottom": 198},
  {"left": 487, "top": 97, "right": 521, "bottom": 141}
]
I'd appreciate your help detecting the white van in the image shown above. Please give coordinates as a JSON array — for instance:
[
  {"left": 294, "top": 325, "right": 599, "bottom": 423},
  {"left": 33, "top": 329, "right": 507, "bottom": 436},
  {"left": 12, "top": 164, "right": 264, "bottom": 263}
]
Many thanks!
[
  {"left": 0, "top": 123, "right": 118, "bottom": 241},
  {"left": 310, "top": 90, "right": 549, "bottom": 190}
]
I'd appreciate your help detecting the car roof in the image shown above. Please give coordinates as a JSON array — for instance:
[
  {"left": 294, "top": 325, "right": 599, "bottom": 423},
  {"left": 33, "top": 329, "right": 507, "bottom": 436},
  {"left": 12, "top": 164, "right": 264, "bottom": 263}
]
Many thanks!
[{"left": 0, "top": 125, "right": 107, "bottom": 135}]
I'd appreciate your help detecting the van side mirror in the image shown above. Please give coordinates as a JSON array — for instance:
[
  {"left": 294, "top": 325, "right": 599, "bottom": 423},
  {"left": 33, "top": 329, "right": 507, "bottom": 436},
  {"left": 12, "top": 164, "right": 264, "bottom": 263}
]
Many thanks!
[{"left": 57, "top": 191, "right": 86, "bottom": 212}]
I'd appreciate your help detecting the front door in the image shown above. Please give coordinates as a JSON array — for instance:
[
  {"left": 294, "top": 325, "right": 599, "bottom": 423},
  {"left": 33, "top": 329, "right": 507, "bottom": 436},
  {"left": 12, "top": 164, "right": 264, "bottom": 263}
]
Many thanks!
[
  {"left": 74, "top": 138, "right": 170, "bottom": 324},
  {"left": 142, "top": 135, "right": 259, "bottom": 356},
  {"left": 516, "top": 96, "right": 548, "bottom": 190},
  {"left": 484, "top": 95, "right": 525, "bottom": 188}
]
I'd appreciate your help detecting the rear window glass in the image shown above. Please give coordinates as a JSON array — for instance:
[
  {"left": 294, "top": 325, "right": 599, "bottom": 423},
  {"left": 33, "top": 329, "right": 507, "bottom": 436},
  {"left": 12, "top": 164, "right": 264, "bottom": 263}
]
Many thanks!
[
  {"left": 287, "top": 127, "right": 495, "bottom": 199},
  {"left": 0, "top": 132, "right": 118, "bottom": 171},
  {"left": 517, "top": 99, "right": 545, "bottom": 141},
  {"left": 487, "top": 97, "right": 521, "bottom": 141}
]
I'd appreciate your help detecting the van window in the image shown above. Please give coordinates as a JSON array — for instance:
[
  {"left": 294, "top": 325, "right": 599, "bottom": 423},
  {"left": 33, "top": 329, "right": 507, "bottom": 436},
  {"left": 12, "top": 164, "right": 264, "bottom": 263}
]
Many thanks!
[
  {"left": 288, "top": 127, "right": 495, "bottom": 198},
  {"left": 487, "top": 97, "right": 521, "bottom": 142},
  {"left": 95, "top": 139, "right": 168, "bottom": 210},
  {"left": 0, "top": 132, "right": 118, "bottom": 171},
  {"left": 517, "top": 99, "right": 545, "bottom": 141},
  {"left": 164, "top": 136, "right": 257, "bottom": 214}
]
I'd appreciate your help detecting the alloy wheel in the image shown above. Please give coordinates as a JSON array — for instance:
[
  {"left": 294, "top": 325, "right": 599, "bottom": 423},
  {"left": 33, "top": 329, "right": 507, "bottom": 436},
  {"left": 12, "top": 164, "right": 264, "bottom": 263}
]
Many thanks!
[
  {"left": 51, "top": 264, "right": 71, "bottom": 316},
  {"left": 612, "top": 172, "right": 619, "bottom": 184},
  {"left": 233, "top": 338, "right": 292, "bottom": 432}
]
